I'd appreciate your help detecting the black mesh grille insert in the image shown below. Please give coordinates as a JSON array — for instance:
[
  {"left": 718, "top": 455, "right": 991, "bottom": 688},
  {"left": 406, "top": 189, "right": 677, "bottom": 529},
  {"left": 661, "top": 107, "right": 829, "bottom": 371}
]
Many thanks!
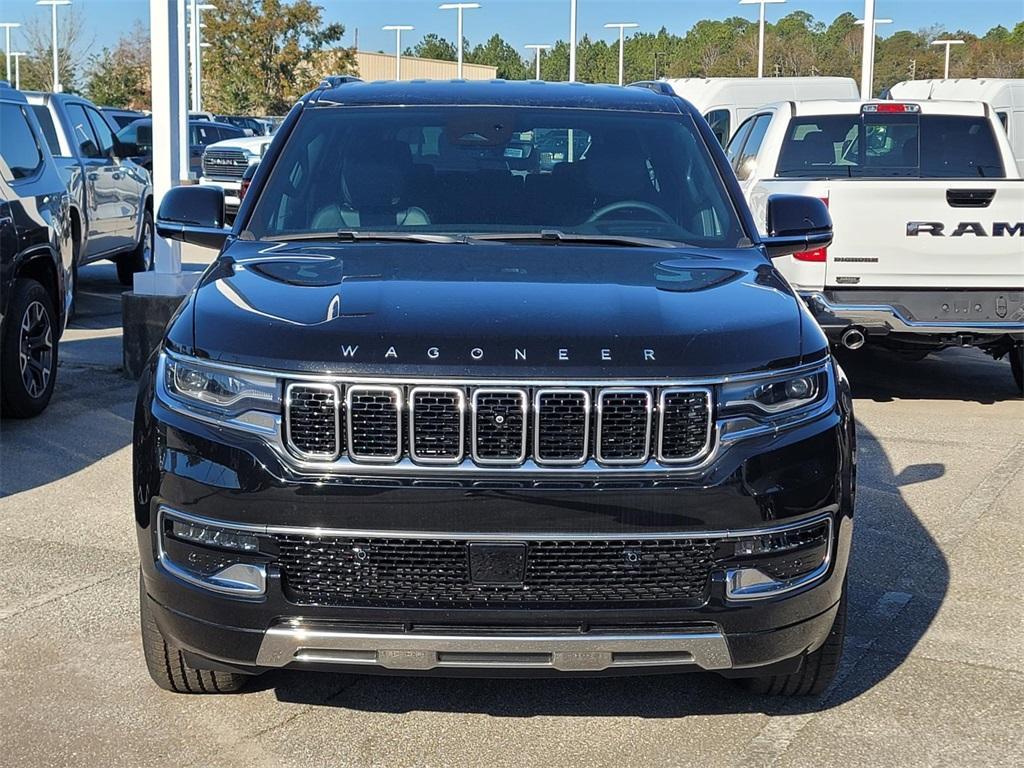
[
  {"left": 598, "top": 391, "right": 651, "bottom": 462},
  {"left": 274, "top": 535, "right": 718, "bottom": 608},
  {"left": 286, "top": 384, "right": 340, "bottom": 458},
  {"left": 410, "top": 389, "right": 463, "bottom": 461},
  {"left": 473, "top": 390, "right": 527, "bottom": 462},
  {"left": 348, "top": 388, "right": 401, "bottom": 459},
  {"left": 535, "top": 390, "right": 589, "bottom": 463},
  {"left": 660, "top": 390, "right": 711, "bottom": 461}
]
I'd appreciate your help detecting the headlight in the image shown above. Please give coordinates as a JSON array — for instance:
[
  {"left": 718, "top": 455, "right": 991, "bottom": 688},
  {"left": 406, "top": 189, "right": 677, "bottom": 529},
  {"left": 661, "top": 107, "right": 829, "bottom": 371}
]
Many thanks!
[
  {"left": 719, "top": 364, "right": 830, "bottom": 419},
  {"left": 161, "top": 353, "right": 280, "bottom": 416}
]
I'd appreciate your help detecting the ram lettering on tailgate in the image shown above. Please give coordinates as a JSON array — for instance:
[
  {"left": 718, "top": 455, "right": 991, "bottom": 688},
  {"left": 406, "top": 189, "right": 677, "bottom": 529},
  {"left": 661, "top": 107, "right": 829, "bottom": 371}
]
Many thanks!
[{"left": 907, "top": 221, "right": 1024, "bottom": 237}]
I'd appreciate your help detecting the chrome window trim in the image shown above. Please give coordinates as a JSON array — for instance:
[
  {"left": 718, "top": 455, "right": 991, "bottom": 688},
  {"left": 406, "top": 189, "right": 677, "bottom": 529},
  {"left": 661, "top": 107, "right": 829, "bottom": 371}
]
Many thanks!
[
  {"left": 596, "top": 388, "right": 653, "bottom": 465},
  {"left": 533, "top": 388, "right": 591, "bottom": 466},
  {"left": 408, "top": 386, "right": 466, "bottom": 465},
  {"left": 345, "top": 384, "right": 404, "bottom": 463},
  {"left": 656, "top": 387, "right": 715, "bottom": 465},
  {"left": 284, "top": 381, "right": 342, "bottom": 461},
  {"left": 471, "top": 387, "right": 528, "bottom": 466}
]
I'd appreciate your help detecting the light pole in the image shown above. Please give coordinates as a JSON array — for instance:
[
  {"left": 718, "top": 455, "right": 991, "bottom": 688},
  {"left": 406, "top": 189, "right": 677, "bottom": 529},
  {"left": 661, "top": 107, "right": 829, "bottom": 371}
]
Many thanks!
[
  {"left": 604, "top": 22, "right": 638, "bottom": 86},
  {"left": 0, "top": 22, "right": 21, "bottom": 82},
  {"left": 931, "top": 39, "right": 965, "bottom": 79},
  {"left": 36, "top": 1, "right": 70, "bottom": 93},
  {"left": 189, "top": 1, "right": 216, "bottom": 113},
  {"left": 739, "top": 0, "right": 785, "bottom": 79},
  {"left": 382, "top": 25, "right": 413, "bottom": 81},
  {"left": 438, "top": 3, "right": 479, "bottom": 79},
  {"left": 855, "top": 15, "right": 892, "bottom": 95},
  {"left": 654, "top": 51, "right": 667, "bottom": 79},
  {"left": 858, "top": 0, "right": 877, "bottom": 98},
  {"left": 568, "top": 0, "right": 578, "bottom": 82},
  {"left": 11, "top": 50, "right": 26, "bottom": 89},
  {"left": 525, "top": 44, "right": 550, "bottom": 80}
]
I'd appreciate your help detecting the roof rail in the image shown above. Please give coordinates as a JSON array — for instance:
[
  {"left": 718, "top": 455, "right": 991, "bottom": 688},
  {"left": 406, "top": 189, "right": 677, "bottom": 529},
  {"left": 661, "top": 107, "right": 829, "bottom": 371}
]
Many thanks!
[
  {"left": 627, "top": 80, "right": 676, "bottom": 96},
  {"left": 318, "top": 75, "right": 363, "bottom": 89}
]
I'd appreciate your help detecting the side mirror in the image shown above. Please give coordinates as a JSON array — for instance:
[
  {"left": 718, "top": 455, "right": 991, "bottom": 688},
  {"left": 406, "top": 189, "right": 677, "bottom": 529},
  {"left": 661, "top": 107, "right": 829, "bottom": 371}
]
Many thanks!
[
  {"left": 156, "top": 185, "right": 229, "bottom": 250},
  {"left": 762, "top": 194, "right": 832, "bottom": 259}
]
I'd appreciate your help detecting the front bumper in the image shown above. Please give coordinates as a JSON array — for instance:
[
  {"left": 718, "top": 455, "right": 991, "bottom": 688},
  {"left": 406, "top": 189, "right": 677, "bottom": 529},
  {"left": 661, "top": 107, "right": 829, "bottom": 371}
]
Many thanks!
[
  {"left": 134, "top": 357, "right": 856, "bottom": 678},
  {"left": 804, "top": 289, "right": 1024, "bottom": 340}
]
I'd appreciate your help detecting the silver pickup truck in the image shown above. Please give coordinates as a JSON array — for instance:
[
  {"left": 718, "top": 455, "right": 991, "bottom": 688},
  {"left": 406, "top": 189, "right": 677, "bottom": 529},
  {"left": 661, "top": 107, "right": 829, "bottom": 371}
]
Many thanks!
[{"left": 26, "top": 92, "right": 153, "bottom": 295}]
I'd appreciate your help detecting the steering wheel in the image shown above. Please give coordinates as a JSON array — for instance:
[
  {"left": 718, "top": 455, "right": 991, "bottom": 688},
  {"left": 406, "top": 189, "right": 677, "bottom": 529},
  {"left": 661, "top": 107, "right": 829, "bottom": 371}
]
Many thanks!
[{"left": 586, "top": 200, "right": 675, "bottom": 225}]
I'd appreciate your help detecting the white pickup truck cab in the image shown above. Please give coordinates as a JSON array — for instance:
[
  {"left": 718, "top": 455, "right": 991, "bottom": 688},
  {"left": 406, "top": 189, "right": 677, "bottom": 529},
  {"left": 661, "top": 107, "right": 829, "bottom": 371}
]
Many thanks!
[
  {"left": 726, "top": 99, "right": 1024, "bottom": 388},
  {"left": 198, "top": 134, "right": 273, "bottom": 218}
]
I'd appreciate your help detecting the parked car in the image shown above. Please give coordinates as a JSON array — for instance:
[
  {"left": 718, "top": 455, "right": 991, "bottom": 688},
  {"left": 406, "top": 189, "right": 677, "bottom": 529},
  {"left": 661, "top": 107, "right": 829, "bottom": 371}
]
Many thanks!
[
  {"left": 100, "top": 106, "right": 147, "bottom": 130},
  {"left": 727, "top": 98, "right": 1024, "bottom": 388},
  {"left": 199, "top": 133, "right": 273, "bottom": 219},
  {"left": 889, "top": 79, "right": 1024, "bottom": 175},
  {"left": 215, "top": 115, "right": 270, "bottom": 136},
  {"left": 25, "top": 91, "right": 154, "bottom": 290},
  {"left": 0, "top": 82, "right": 73, "bottom": 417},
  {"left": 116, "top": 117, "right": 245, "bottom": 183},
  {"left": 646, "top": 77, "right": 861, "bottom": 145},
  {"left": 137, "top": 79, "right": 855, "bottom": 696}
]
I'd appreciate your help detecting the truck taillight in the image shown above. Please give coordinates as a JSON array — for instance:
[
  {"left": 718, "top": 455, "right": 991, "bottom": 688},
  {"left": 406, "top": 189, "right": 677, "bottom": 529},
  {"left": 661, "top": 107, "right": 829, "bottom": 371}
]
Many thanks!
[
  {"left": 862, "top": 102, "right": 921, "bottom": 114},
  {"left": 793, "top": 197, "right": 829, "bottom": 262},
  {"left": 239, "top": 178, "right": 251, "bottom": 200}
]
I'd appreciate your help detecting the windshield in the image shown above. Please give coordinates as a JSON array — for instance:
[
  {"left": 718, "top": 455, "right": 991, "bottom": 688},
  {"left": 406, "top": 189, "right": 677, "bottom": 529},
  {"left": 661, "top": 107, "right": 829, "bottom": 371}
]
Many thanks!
[
  {"left": 776, "top": 113, "right": 1006, "bottom": 179},
  {"left": 246, "top": 106, "right": 746, "bottom": 247}
]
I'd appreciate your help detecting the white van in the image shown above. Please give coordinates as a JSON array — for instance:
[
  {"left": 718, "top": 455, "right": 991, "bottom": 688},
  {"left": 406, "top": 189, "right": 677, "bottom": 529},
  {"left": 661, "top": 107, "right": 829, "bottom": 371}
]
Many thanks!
[
  {"left": 660, "top": 77, "right": 860, "bottom": 144},
  {"left": 889, "top": 79, "right": 1024, "bottom": 174}
]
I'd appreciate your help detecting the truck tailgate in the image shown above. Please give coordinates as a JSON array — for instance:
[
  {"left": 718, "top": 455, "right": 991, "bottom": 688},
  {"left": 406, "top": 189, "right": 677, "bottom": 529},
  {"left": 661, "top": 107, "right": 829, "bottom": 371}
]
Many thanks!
[{"left": 825, "top": 180, "right": 1024, "bottom": 289}]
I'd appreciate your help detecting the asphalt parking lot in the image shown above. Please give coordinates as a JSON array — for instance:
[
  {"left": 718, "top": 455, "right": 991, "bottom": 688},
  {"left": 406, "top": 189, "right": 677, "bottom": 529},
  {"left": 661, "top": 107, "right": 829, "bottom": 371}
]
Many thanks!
[{"left": 1, "top": 253, "right": 1022, "bottom": 768}]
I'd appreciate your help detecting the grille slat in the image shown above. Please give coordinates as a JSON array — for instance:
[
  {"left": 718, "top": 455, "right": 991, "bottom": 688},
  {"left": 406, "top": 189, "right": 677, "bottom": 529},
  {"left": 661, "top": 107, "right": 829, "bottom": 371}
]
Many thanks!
[
  {"left": 283, "top": 383, "right": 713, "bottom": 468},
  {"left": 201, "top": 149, "right": 249, "bottom": 179},
  {"left": 472, "top": 389, "right": 528, "bottom": 464},
  {"left": 347, "top": 386, "right": 402, "bottom": 461},
  {"left": 410, "top": 388, "right": 465, "bottom": 463},
  {"left": 285, "top": 383, "right": 341, "bottom": 459},
  {"left": 534, "top": 389, "right": 590, "bottom": 465},
  {"left": 659, "top": 389, "right": 712, "bottom": 462},
  {"left": 275, "top": 535, "right": 718, "bottom": 608}
]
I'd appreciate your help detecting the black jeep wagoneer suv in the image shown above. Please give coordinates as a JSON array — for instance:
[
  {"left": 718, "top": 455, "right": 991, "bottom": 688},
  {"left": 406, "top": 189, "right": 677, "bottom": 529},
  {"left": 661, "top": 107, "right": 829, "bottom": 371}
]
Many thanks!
[{"left": 135, "top": 80, "right": 854, "bottom": 696}]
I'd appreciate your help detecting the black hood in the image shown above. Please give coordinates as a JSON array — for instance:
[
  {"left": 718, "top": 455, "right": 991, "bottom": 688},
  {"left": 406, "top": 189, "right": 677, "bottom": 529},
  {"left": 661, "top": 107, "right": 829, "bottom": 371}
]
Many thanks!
[{"left": 185, "top": 241, "right": 815, "bottom": 377}]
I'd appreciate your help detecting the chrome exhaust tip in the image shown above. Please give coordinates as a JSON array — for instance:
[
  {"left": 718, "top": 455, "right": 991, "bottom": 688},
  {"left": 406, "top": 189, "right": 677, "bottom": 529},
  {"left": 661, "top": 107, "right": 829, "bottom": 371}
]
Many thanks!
[{"left": 840, "top": 327, "right": 866, "bottom": 350}]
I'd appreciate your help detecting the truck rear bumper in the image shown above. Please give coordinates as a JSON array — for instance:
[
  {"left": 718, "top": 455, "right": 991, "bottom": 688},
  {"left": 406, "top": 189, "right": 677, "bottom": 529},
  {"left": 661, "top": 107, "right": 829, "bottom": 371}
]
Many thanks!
[{"left": 804, "top": 289, "right": 1024, "bottom": 339}]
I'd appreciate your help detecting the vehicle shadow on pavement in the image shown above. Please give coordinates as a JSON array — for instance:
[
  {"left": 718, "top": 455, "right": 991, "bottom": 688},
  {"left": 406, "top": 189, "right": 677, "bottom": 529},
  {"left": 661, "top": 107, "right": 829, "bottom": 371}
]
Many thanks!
[
  {"left": 836, "top": 345, "right": 1021, "bottom": 403},
  {"left": 261, "top": 415, "right": 950, "bottom": 717}
]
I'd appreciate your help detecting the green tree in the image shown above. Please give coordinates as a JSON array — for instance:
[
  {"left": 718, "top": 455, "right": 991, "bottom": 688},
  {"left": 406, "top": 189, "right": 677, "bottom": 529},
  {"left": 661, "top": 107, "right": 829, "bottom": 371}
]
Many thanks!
[
  {"left": 202, "top": 0, "right": 351, "bottom": 115},
  {"left": 85, "top": 23, "right": 151, "bottom": 109},
  {"left": 407, "top": 34, "right": 457, "bottom": 62},
  {"left": 467, "top": 34, "right": 529, "bottom": 79},
  {"left": 15, "top": 4, "right": 92, "bottom": 93}
]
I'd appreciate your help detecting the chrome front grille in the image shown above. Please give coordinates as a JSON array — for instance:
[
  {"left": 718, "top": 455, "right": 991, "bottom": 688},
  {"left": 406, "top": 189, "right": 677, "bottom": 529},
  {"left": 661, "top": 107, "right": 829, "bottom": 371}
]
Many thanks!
[
  {"left": 284, "top": 381, "right": 713, "bottom": 470},
  {"left": 201, "top": 149, "right": 249, "bottom": 179}
]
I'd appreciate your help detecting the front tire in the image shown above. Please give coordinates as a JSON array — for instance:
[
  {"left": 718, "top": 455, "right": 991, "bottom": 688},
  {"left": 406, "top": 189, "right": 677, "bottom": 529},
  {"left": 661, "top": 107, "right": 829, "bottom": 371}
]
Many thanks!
[
  {"left": 139, "top": 577, "right": 249, "bottom": 694},
  {"left": 1, "top": 279, "right": 58, "bottom": 418},
  {"left": 738, "top": 589, "right": 847, "bottom": 697},
  {"left": 116, "top": 209, "right": 154, "bottom": 287}
]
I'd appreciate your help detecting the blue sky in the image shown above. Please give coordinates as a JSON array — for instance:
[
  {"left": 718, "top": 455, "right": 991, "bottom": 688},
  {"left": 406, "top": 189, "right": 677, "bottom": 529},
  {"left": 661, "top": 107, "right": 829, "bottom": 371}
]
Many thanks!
[{"left": 3, "top": 0, "right": 1021, "bottom": 55}]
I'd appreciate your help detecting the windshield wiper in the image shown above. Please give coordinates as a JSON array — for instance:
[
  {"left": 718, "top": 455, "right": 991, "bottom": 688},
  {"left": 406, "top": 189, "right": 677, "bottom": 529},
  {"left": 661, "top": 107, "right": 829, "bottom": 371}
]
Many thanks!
[
  {"left": 261, "top": 231, "right": 465, "bottom": 244},
  {"left": 469, "top": 230, "right": 687, "bottom": 248}
]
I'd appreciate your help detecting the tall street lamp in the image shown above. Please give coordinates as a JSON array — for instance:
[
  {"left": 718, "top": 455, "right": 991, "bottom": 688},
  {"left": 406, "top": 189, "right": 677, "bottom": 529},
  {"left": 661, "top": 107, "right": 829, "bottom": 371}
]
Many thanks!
[
  {"left": 189, "top": 1, "right": 216, "bottom": 113},
  {"left": 11, "top": 50, "right": 26, "bottom": 89},
  {"left": 739, "top": 0, "right": 785, "bottom": 79},
  {"left": 931, "top": 39, "right": 965, "bottom": 79},
  {"left": 36, "top": 0, "right": 70, "bottom": 93},
  {"left": 568, "top": 0, "right": 578, "bottom": 82},
  {"left": 604, "top": 22, "right": 638, "bottom": 86},
  {"left": 855, "top": 15, "right": 892, "bottom": 95},
  {"left": 525, "top": 44, "right": 550, "bottom": 81},
  {"left": 0, "top": 22, "right": 21, "bottom": 82},
  {"left": 438, "top": 3, "right": 479, "bottom": 79},
  {"left": 382, "top": 25, "right": 414, "bottom": 81}
]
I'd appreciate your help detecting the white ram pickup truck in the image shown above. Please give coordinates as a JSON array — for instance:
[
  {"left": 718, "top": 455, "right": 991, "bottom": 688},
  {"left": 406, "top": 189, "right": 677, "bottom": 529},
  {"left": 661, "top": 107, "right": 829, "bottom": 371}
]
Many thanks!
[
  {"left": 725, "top": 99, "right": 1024, "bottom": 388},
  {"left": 198, "top": 134, "right": 272, "bottom": 219}
]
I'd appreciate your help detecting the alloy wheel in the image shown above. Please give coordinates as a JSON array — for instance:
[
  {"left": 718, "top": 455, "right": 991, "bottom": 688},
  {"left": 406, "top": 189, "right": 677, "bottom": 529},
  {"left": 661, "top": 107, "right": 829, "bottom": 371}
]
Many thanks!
[{"left": 18, "top": 300, "right": 54, "bottom": 399}]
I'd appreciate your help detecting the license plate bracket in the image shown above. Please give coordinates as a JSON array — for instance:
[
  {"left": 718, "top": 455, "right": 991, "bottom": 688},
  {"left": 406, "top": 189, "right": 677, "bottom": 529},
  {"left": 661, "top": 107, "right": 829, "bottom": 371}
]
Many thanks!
[{"left": 468, "top": 543, "right": 527, "bottom": 584}]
